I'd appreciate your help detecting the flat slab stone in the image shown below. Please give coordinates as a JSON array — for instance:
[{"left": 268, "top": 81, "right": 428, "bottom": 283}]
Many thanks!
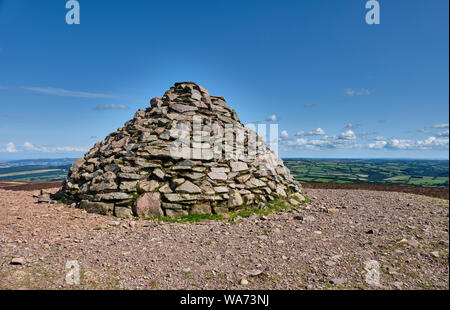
[
  {"left": 176, "top": 180, "right": 202, "bottom": 194},
  {"left": 79, "top": 201, "right": 114, "bottom": 216},
  {"left": 170, "top": 104, "right": 198, "bottom": 113},
  {"left": 208, "top": 171, "right": 228, "bottom": 180},
  {"left": 230, "top": 162, "right": 249, "bottom": 172}
]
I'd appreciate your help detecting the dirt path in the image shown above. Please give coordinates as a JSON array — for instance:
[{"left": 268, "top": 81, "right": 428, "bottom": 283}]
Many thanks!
[{"left": 0, "top": 187, "right": 448, "bottom": 290}]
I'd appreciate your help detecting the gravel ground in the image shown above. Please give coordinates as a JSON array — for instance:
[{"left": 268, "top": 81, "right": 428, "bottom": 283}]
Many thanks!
[{"left": 0, "top": 187, "right": 448, "bottom": 290}]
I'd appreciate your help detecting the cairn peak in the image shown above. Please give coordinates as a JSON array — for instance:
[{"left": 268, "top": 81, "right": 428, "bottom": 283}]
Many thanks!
[{"left": 56, "top": 82, "right": 304, "bottom": 218}]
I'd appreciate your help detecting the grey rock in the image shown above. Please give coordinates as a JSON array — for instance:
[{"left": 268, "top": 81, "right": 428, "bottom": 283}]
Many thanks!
[
  {"left": 230, "top": 161, "right": 249, "bottom": 172},
  {"left": 138, "top": 179, "right": 160, "bottom": 192},
  {"left": 228, "top": 189, "right": 243, "bottom": 207},
  {"left": 114, "top": 206, "right": 134, "bottom": 219},
  {"left": 96, "top": 192, "right": 131, "bottom": 201},
  {"left": 170, "top": 104, "right": 198, "bottom": 113},
  {"left": 152, "top": 169, "right": 165, "bottom": 180},
  {"left": 79, "top": 201, "right": 114, "bottom": 216},
  {"left": 190, "top": 202, "right": 212, "bottom": 215},
  {"left": 176, "top": 180, "right": 202, "bottom": 194},
  {"left": 165, "top": 208, "right": 189, "bottom": 218},
  {"left": 120, "top": 181, "right": 138, "bottom": 192},
  {"left": 208, "top": 171, "right": 228, "bottom": 180}
]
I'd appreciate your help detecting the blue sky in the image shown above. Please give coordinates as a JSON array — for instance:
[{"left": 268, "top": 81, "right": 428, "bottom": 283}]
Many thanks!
[{"left": 0, "top": 0, "right": 448, "bottom": 160}]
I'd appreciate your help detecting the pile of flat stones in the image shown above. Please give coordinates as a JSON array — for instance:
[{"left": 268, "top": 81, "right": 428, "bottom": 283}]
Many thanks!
[{"left": 55, "top": 82, "right": 304, "bottom": 218}]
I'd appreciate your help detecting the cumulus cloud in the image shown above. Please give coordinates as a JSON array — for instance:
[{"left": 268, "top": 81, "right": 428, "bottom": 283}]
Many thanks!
[
  {"left": 295, "top": 128, "right": 325, "bottom": 136},
  {"left": 6, "top": 142, "right": 17, "bottom": 153},
  {"left": 368, "top": 140, "right": 388, "bottom": 149},
  {"left": 416, "top": 136, "right": 449, "bottom": 149},
  {"left": 22, "top": 87, "right": 118, "bottom": 99},
  {"left": 23, "top": 141, "right": 39, "bottom": 151},
  {"left": 265, "top": 114, "right": 278, "bottom": 122},
  {"left": 389, "top": 139, "right": 416, "bottom": 150},
  {"left": 345, "top": 88, "right": 374, "bottom": 97},
  {"left": 94, "top": 104, "right": 128, "bottom": 111},
  {"left": 368, "top": 136, "right": 449, "bottom": 150},
  {"left": 339, "top": 130, "right": 357, "bottom": 140},
  {"left": 281, "top": 126, "right": 448, "bottom": 152},
  {"left": 281, "top": 130, "right": 360, "bottom": 150},
  {"left": 280, "top": 130, "right": 289, "bottom": 139}
]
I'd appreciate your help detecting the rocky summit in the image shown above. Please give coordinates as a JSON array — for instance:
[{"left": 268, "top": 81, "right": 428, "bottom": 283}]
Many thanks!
[{"left": 55, "top": 82, "right": 304, "bottom": 218}]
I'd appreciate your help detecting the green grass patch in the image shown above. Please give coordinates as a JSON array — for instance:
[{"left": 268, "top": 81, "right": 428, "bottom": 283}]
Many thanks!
[{"left": 146, "top": 197, "right": 309, "bottom": 223}]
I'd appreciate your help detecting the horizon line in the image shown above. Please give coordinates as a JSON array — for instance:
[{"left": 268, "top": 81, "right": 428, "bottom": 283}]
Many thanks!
[{"left": 0, "top": 156, "right": 449, "bottom": 163}]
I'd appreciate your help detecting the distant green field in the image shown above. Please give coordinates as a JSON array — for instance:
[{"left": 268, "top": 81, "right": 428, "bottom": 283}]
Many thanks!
[
  {"left": 0, "top": 158, "right": 448, "bottom": 188},
  {"left": 0, "top": 159, "right": 75, "bottom": 182},
  {"left": 284, "top": 159, "right": 449, "bottom": 188}
]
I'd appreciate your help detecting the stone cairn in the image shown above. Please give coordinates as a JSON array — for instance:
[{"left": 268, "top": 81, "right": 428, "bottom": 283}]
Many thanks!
[{"left": 56, "top": 82, "right": 304, "bottom": 218}]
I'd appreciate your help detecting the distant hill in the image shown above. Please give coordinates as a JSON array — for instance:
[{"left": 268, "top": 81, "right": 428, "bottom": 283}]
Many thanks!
[
  {"left": 1, "top": 158, "right": 448, "bottom": 188},
  {"left": 0, "top": 158, "right": 77, "bottom": 168},
  {"left": 0, "top": 158, "right": 76, "bottom": 182}
]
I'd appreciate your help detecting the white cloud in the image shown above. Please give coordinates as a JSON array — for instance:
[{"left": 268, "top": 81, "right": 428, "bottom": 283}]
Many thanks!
[
  {"left": 295, "top": 128, "right": 325, "bottom": 136},
  {"left": 344, "top": 123, "right": 359, "bottom": 129},
  {"left": 1, "top": 142, "right": 88, "bottom": 153},
  {"left": 95, "top": 104, "right": 128, "bottom": 111},
  {"left": 280, "top": 130, "right": 289, "bottom": 139},
  {"left": 22, "top": 87, "right": 118, "bottom": 99},
  {"left": 23, "top": 141, "right": 39, "bottom": 151},
  {"left": 433, "top": 123, "right": 449, "bottom": 129},
  {"left": 368, "top": 140, "right": 388, "bottom": 149},
  {"left": 368, "top": 136, "right": 449, "bottom": 151},
  {"left": 281, "top": 131, "right": 360, "bottom": 150},
  {"left": 339, "top": 130, "right": 357, "bottom": 140},
  {"left": 6, "top": 142, "right": 17, "bottom": 153},
  {"left": 389, "top": 139, "right": 416, "bottom": 150},
  {"left": 265, "top": 114, "right": 278, "bottom": 122},
  {"left": 416, "top": 136, "right": 449, "bottom": 149},
  {"left": 345, "top": 88, "right": 374, "bottom": 97},
  {"left": 436, "top": 129, "right": 449, "bottom": 138}
]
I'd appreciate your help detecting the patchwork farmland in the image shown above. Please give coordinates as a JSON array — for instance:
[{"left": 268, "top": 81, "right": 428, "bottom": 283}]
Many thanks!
[{"left": 284, "top": 159, "right": 449, "bottom": 188}]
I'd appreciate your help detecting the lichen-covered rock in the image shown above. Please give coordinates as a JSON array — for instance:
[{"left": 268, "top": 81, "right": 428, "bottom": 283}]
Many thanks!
[{"left": 56, "top": 82, "right": 303, "bottom": 218}]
